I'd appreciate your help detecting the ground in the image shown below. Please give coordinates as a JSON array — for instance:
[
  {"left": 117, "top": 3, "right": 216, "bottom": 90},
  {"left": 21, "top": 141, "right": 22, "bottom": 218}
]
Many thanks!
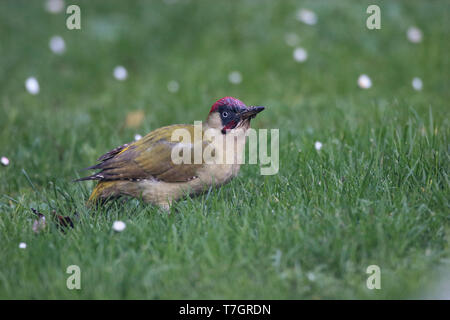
[{"left": 0, "top": 0, "right": 448, "bottom": 299}]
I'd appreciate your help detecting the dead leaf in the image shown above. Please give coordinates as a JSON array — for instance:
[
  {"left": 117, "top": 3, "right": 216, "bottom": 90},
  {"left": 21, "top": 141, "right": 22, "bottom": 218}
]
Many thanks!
[
  {"left": 31, "top": 208, "right": 77, "bottom": 232},
  {"left": 50, "top": 210, "right": 75, "bottom": 230},
  {"left": 125, "top": 110, "right": 145, "bottom": 128},
  {"left": 31, "top": 208, "right": 47, "bottom": 233}
]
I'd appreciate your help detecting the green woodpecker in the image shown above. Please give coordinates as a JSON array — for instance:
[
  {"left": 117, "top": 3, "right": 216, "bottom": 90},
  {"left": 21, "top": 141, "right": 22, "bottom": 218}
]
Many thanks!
[{"left": 76, "top": 97, "right": 264, "bottom": 210}]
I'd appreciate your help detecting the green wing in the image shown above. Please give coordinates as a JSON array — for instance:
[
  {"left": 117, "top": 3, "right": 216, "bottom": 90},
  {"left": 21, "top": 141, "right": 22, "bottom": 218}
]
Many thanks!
[{"left": 77, "top": 124, "right": 206, "bottom": 183}]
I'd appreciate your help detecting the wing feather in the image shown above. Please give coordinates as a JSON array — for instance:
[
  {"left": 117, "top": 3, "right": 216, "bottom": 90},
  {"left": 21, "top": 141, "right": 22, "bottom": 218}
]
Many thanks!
[{"left": 76, "top": 124, "right": 207, "bottom": 183}]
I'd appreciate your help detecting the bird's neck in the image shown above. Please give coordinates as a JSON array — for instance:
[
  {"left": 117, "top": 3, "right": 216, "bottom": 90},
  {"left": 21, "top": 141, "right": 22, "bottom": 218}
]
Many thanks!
[
  {"left": 202, "top": 121, "right": 249, "bottom": 166},
  {"left": 206, "top": 112, "right": 222, "bottom": 129}
]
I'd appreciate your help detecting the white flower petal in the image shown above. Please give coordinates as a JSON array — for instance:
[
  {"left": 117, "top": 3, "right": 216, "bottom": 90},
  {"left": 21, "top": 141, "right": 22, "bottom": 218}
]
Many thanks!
[
  {"left": 134, "top": 134, "right": 142, "bottom": 141},
  {"left": 25, "top": 77, "right": 40, "bottom": 95},
  {"left": 49, "top": 36, "right": 66, "bottom": 54},
  {"left": 228, "top": 71, "right": 242, "bottom": 84},
  {"left": 19, "top": 242, "right": 27, "bottom": 249},
  {"left": 296, "top": 9, "right": 317, "bottom": 25},
  {"left": 1, "top": 156, "right": 9, "bottom": 166},
  {"left": 307, "top": 272, "right": 316, "bottom": 281},
  {"left": 167, "top": 80, "right": 179, "bottom": 93},
  {"left": 407, "top": 27, "right": 422, "bottom": 43},
  {"left": 293, "top": 47, "right": 308, "bottom": 62},
  {"left": 358, "top": 74, "right": 372, "bottom": 89},
  {"left": 45, "top": 0, "right": 64, "bottom": 14},
  {"left": 113, "top": 66, "right": 128, "bottom": 81},
  {"left": 112, "top": 220, "right": 126, "bottom": 232},
  {"left": 412, "top": 77, "right": 423, "bottom": 91},
  {"left": 314, "top": 141, "right": 323, "bottom": 151}
]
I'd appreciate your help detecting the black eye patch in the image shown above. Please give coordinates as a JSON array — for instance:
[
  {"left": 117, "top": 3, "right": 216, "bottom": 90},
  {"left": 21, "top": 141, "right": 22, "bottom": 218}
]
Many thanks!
[
  {"left": 219, "top": 106, "right": 237, "bottom": 121},
  {"left": 218, "top": 105, "right": 240, "bottom": 131}
]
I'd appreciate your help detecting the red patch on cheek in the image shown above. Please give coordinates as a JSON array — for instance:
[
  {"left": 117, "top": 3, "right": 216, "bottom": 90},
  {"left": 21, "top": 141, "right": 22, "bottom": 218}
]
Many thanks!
[{"left": 222, "top": 120, "right": 237, "bottom": 134}]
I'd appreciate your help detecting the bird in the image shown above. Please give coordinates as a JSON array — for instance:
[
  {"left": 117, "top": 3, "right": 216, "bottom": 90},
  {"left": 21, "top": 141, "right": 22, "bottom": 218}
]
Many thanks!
[{"left": 76, "top": 97, "right": 265, "bottom": 210}]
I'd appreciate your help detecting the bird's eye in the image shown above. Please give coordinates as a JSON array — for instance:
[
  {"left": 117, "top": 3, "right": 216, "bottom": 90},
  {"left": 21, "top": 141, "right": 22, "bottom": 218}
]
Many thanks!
[{"left": 222, "top": 111, "right": 228, "bottom": 118}]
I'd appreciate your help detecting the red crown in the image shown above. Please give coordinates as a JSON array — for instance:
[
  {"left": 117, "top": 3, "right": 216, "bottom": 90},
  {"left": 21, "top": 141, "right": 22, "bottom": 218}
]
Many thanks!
[{"left": 209, "top": 96, "right": 246, "bottom": 113}]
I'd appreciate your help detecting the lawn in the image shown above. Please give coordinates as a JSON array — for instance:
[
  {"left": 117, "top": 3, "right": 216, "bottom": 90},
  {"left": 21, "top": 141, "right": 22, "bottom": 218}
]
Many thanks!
[{"left": 0, "top": 0, "right": 448, "bottom": 299}]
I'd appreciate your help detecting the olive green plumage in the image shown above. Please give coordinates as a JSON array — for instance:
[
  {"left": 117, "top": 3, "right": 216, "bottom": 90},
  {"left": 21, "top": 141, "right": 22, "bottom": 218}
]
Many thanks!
[
  {"left": 78, "top": 124, "right": 206, "bottom": 203},
  {"left": 76, "top": 97, "right": 264, "bottom": 209},
  {"left": 79, "top": 124, "right": 203, "bottom": 183}
]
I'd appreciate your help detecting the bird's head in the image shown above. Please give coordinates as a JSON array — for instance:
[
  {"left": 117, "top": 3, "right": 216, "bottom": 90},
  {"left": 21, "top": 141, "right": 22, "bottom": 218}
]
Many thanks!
[{"left": 206, "top": 97, "right": 265, "bottom": 134}]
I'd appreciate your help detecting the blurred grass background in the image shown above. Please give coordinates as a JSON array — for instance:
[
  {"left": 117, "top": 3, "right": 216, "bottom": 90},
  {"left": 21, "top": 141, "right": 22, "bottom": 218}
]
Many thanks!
[{"left": 0, "top": 0, "right": 448, "bottom": 299}]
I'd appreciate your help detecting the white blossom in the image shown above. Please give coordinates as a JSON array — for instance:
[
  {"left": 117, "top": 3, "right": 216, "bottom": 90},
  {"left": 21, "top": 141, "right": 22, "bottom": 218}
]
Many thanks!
[
  {"left": 113, "top": 66, "right": 128, "bottom": 81},
  {"left": 296, "top": 9, "right": 317, "bottom": 25},
  {"left": 25, "top": 77, "right": 40, "bottom": 95},
  {"left": 1, "top": 156, "right": 9, "bottom": 166},
  {"left": 293, "top": 47, "right": 308, "bottom": 62},
  {"left": 314, "top": 141, "right": 323, "bottom": 151},
  {"left": 112, "top": 221, "right": 126, "bottom": 232},
  {"left": 358, "top": 74, "right": 372, "bottom": 89},
  {"left": 167, "top": 80, "right": 179, "bottom": 93},
  {"left": 307, "top": 272, "right": 316, "bottom": 281},
  {"left": 407, "top": 27, "right": 423, "bottom": 43},
  {"left": 49, "top": 36, "right": 66, "bottom": 54},
  {"left": 228, "top": 71, "right": 242, "bottom": 84},
  {"left": 45, "top": 0, "right": 64, "bottom": 14},
  {"left": 412, "top": 77, "right": 423, "bottom": 91}
]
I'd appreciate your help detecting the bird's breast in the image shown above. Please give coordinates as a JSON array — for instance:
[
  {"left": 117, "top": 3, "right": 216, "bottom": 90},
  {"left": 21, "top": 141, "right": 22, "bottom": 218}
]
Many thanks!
[{"left": 134, "top": 128, "right": 248, "bottom": 205}]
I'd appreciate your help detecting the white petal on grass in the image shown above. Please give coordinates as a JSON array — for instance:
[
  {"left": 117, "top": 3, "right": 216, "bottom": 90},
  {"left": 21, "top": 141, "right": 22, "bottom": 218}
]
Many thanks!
[
  {"left": 113, "top": 66, "right": 128, "bottom": 81},
  {"left": 296, "top": 9, "right": 317, "bottom": 25},
  {"left": 314, "top": 141, "right": 323, "bottom": 151},
  {"left": 167, "top": 80, "right": 179, "bottom": 93},
  {"left": 228, "top": 71, "right": 242, "bottom": 84},
  {"left": 284, "top": 33, "right": 300, "bottom": 47},
  {"left": 19, "top": 242, "right": 27, "bottom": 249},
  {"left": 293, "top": 47, "right": 308, "bottom": 62},
  {"left": 358, "top": 74, "right": 372, "bottom": 89},
  {"left": 112, "top": 221, "right": 126, "bottom": 232},
  {"left": 412, "top": 77, "right": 423, "bottom": 91},
  {"left": 45, "top": 0, "right": 64, "bottom": 14},
  {"left": 25, "top": 77, "right": 40, "bottom": 95},
  {"left": 1, "top": 156, "right": 9, "bottom": 166},
  {"left": 134, "top": 134, "right": 142, "bottom": 141},
  {"left": 407, "top": 26, "right": 423, "bottom": 43},
  {"left": 49, "top": 36, "right": 66, "bottom": 54},
  {"left": 307, "top": 272, "right": 316, "bottom": 281}
]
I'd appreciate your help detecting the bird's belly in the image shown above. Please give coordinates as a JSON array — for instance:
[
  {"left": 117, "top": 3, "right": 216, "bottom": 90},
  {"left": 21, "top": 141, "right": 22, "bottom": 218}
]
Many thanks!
[
  {"left": 199, "top": 163, "right": 241, "bottom": 185},
  {"left": 136, "top": 164, "right": 240, "bottom": 206}
]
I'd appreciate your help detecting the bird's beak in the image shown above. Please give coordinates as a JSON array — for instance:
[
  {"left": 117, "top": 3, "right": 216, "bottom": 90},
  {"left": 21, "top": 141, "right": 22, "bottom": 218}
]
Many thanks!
[{"left": 240, "top": 106, "right": 265, "bottom": 120}]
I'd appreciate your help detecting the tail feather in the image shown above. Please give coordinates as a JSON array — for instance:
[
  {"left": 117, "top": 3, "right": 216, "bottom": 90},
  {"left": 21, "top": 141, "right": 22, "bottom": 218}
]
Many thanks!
[
  {"left": 87, "top": 181, "right": 117, "bottom": 204},
  {"left": 74, "top": 172, "right": 105, "bottom": 182},
  {"left": 85, "top": 179, "right": 142, "bottom": 207}
]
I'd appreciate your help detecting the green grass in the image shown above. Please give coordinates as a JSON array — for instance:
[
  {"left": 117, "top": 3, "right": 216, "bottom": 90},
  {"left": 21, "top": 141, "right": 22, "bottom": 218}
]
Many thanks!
[{"left": 0, "top": 0, "right": 449, "bottom": 299}]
